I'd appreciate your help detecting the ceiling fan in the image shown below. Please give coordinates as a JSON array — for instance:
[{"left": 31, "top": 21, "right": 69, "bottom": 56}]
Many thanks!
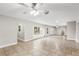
[
  {"left": 18, "top": 3, "right": 50, "bottom": 16},
  {"left": 19, "top": 3, "right": 37, "bottom": 10}
]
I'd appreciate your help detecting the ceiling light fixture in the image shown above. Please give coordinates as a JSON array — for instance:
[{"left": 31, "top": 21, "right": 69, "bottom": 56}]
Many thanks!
[
  {"left": 30, "top": 10, "right": 36, "bottom": 15},
  {"left": 34, "top": 11, "right": 39, "bottom": 16},
  {"left": 44, "top": 9, "right": 49, "bottom": 15},
  {"left": 19, "top": 3, "right": 50, "bottom": 16},
  {"left": 30, "top": 10, "right": 39, "bottom": 16}
]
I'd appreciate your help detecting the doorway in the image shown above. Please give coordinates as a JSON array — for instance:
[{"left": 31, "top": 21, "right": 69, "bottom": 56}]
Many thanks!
[{"left": 17, "top": 24, "right": 25, "bottom": 41}]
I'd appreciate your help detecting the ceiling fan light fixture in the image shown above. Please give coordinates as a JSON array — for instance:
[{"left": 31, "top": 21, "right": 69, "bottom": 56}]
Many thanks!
[
  {"left": 30, "top": 10, "right": 36, "bottom": 15},
  {"left": 34, "top": 11, "right": 39, "bottom": 16},
  {"left": 19, "top": 3, "right": 50, "bottom": 16},
  {"left": 30, "top": 10, "right": 39, "bottom": 16},
  {"left": 44, "top": 10, "right": 49, "bottom": 15}
]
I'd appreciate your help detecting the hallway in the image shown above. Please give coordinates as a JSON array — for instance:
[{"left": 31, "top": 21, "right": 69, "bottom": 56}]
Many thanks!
[{"left": 0, "top": 36, "right": 79, "bottom": 56}]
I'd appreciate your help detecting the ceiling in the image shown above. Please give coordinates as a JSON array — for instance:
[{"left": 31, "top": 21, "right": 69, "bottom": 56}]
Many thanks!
[{"left": 0, "top": 3, "right": 78, "bottom": 26}]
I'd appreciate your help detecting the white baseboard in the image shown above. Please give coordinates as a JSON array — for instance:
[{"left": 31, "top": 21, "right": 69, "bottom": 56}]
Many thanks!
[
  {"left": 23, "top": 39, "right": 34, "bottom": 42},
  {"left": 18, "top": 39, "right": 25, "bottom": 42},
  {"left": 0, "top": 42, "right": 17, "bottom": 48},
  {"left": 18, "top": 39, "right": 31, "bottom": 42},
  {"left": 76, "top": 40, "right": 79, "bottom": 43},
  {"left": 19, "top": 39, "right": 37, "bottom": 42}
]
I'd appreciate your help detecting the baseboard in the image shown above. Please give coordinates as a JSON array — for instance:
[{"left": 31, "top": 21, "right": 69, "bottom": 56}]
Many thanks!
[
  {"left": 18, "top": 39, "right": 31, "bottom": 42},
  {"left": 0, "top": 42, "right": 17, "bottom": 48},
  {"left": 66, "top": 37, "right": 75, "bottom": 40},
  {"left": 76, "top": 40, "right": 79, "bottom": 43},
  {"left": 18, "top": 39, "right": 25, "bottom": 42},
  {"left": 23, "top": 39, "right": 34, "bottom": 42}
]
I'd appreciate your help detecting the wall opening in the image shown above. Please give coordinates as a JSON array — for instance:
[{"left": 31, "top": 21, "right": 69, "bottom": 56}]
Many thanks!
[{"left": 17, "top": 24, "right": 25, "bottom": 41}]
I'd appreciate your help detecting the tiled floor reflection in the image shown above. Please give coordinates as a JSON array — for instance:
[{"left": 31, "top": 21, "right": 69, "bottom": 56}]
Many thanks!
[{"left": 0, "top": 36, "right": 79, "bottom": 56}]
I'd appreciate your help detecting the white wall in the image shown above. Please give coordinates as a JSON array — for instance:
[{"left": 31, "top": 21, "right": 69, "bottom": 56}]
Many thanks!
[
  {"left": 44, "top": 26, "right": 57, "bottom": 36},
  {"left": 16, "top": 20, "right": 32, "bottom": 41},
  {"left": 57, "top": 26, "right": 67, "bottom": 35},
  {"left": 17, "top": 20, "right": 45, "bottom": 41},
  {"left": 49, "top": 27, "right": 57, "bottom": 35},
  {"left": 76, "top": 22, "right": 79, "bottom": 43},
  {"left": 67, "top": 21, "right": 76, "bottom": 40},
  {"left": 17, "top": 20, "right": 57, "bottom": 41},
  {"left": 0, "top": 16, "right": 17, "bottom": 48},
  {"left": 0, "top": 15, "right": 63, "bottom": 48},
  {"left": 32, "top": 23, "right": 45, "bottom": 38}
]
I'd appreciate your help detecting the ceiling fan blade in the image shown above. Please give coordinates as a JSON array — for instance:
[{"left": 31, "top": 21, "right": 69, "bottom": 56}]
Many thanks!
[
  {"left": 18, "top": 3, "right": 29, "bottom": 7},
  {"left": 18, "top": 3, "right": 36, "bottom": 10}
]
